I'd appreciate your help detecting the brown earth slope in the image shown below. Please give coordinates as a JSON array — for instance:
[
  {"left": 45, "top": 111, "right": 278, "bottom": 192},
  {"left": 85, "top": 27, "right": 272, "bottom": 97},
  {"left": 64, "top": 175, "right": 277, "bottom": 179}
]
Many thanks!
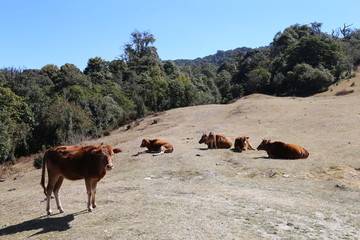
[{"left": 1, "top": 81, "right": 360, "bottom": 239}]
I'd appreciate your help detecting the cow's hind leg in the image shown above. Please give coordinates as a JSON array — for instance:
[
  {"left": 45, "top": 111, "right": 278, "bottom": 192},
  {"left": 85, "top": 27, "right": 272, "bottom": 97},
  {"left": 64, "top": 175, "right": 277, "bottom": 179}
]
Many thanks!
[
  {"left": 45, "top": 186, "right": 53, "bottom": 215},
  {"left": 152, "top": 151, "right": 164, "bottom": 156},
  {"left": 45, "top": 174, "right": 58, "bottom": 215},
  {"left": 152, "top": 146, "right": 165, "bottom": 156},
  {"left": 53, "top": 176, "right": 65, "bottom": 213}
]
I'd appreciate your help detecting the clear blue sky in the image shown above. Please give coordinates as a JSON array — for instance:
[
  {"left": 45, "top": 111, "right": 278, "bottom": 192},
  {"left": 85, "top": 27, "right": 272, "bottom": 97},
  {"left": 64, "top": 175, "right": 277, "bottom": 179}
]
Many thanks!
[{"left": 1, "top": 0, "right": 360, "bottom": 71}]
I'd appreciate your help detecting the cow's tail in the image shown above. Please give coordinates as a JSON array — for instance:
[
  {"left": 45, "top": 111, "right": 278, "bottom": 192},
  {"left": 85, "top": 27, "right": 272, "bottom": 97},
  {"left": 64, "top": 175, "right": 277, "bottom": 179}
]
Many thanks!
[{"left": 40, "top": 152, "right": 47, "bottom": 196}]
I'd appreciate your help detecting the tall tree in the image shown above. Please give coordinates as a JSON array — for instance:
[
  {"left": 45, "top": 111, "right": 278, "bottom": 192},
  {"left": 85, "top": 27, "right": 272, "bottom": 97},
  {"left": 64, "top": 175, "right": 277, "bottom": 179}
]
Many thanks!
[
  {"left": 84, "top": 57, "right": 112, "bottom": 84},
  {"left": 121, "top": 30, "right": 162, "bottom": 74}
]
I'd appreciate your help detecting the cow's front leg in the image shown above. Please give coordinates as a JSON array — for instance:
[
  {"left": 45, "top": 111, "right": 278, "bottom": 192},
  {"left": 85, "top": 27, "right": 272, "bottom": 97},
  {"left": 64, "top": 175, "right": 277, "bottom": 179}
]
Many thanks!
[
  {"left": 91, "top": 180, "right": 98, "bottom": 209},
  {"left": 248, "top": 143, "right": 255, "bottom": 150},
  {"left": 85, "top": 178, "right": 93, "bottom": 212}
]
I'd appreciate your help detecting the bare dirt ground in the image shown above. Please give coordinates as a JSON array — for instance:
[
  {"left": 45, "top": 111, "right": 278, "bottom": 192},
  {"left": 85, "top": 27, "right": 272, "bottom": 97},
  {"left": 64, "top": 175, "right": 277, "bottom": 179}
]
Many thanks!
[{"left": 1, "top": 75, "right": 360, "bottom": 239}]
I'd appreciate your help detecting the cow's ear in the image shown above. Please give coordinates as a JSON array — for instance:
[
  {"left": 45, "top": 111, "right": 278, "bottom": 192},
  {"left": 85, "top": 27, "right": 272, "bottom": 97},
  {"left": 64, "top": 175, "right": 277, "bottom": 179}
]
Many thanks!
[{"left": 113, "top": 148, "right": 122, "bottom": 154}]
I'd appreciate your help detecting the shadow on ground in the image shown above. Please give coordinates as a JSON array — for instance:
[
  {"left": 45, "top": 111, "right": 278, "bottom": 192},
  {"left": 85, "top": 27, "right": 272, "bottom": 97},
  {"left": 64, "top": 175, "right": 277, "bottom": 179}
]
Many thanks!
[{"left": 0, "top": 210, "right": 87, "bottom": 238}]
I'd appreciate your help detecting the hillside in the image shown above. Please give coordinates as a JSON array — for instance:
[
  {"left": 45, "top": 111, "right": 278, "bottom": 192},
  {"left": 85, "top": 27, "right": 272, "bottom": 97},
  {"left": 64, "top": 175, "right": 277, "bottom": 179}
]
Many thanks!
[
  {"left": 1, "top": 80, "right": 360, "bottom": 239},
  {"left": 315, "top": 70, "right": 360, "bottom": 97}
]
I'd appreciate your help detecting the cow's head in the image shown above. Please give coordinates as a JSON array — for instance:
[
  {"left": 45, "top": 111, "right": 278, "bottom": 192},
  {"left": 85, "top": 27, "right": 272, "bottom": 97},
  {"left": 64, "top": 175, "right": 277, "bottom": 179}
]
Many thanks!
[
  {"left": 198, "top": 133, "right": 208, "bottom": 144},
  {"left": 140, "top": 139, "right": 150, "bottom": 148},
  {"left": 256, "top": 139, "right": 270, "bottom": 151},
  {"left": 94, "top": 145, "right": 122, "bottom": 171},
  {"left": 236, "top": 136, "right": 249, "bottom": 149}
]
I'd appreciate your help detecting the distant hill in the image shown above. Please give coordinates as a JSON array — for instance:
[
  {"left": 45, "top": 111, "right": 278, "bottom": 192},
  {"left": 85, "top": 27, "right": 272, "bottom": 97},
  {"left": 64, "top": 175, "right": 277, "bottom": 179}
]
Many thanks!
[{"left": 171, "top": 47, "right": 252, "bottom": 66}]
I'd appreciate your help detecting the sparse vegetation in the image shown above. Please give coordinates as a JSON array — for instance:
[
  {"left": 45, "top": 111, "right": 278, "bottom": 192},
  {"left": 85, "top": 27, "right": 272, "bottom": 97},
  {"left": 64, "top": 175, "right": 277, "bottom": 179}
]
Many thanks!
[
  {"left": 33, "top": 155, "right": 43, "bottom": 169},
  {"left": 335, "top": 89, "right": 354, "bottom": 96}
]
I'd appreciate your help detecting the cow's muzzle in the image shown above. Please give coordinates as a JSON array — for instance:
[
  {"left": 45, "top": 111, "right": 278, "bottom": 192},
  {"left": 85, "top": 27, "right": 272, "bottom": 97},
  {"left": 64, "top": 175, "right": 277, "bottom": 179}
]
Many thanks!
[{"left": 106, "top": 164, "right": 114, "bottom": 170}]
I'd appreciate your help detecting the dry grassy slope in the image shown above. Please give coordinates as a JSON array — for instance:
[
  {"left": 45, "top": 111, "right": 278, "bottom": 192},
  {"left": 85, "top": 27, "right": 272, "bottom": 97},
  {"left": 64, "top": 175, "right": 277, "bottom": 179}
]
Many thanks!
[
  {"left": 1, "top": 76, "right": 360, "bottom": 239},
  {"left": 316, "top": 70, "right": 360, "bottom": 97}
]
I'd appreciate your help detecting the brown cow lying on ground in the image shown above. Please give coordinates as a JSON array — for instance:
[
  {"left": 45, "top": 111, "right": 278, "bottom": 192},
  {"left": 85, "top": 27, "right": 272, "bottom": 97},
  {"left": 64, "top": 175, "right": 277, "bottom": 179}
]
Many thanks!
[
  {"left": 41, "top": 145, "right": 122, "bottom": 215},
  {"left": 140, "top": 138, "right": 174, "bottom": 155},
  {"left": 198, "top": 133, "right": 232, "bottom": 149},
  {"left": 234, "top": 136, "right": 255, "bottom": 152},
  {"left": 256, "top": 139, "right": 309, "bottom": 159}
]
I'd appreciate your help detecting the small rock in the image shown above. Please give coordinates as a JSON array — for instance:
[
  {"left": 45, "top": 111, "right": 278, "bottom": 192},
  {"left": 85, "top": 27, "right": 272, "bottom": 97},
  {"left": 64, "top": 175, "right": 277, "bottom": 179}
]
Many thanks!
[{"left": 335, "top": 183, "right": 347, "bottom": 190}]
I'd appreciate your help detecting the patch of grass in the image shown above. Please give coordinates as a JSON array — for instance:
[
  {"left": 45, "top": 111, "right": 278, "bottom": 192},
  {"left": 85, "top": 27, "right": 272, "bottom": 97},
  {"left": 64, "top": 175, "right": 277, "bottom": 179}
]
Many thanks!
[
  {"left": 151, "top": 119, "right": 159, "bottom": 125},
  {"left": 163, "top": 170, "right": 203, "bottom": 181},
  {"left": 0, "top": 161, "right": 16, "bottom": 179},
  {"left": 335, "top": 89, "right": 354, "bottom": 96}
]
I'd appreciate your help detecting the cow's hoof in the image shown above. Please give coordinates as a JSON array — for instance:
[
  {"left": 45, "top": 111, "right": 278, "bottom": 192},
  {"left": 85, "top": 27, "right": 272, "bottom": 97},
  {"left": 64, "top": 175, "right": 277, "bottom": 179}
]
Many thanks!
[{"left": 47, "top": 211, "right": 53, "bottom": 216}]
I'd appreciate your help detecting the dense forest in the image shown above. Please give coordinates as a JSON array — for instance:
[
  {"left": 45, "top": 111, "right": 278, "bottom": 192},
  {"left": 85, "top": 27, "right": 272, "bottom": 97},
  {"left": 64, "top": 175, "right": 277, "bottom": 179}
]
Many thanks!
[
  {"left": 172, "top": 47, "right": 252, "bottom": 66},
  {"left": 1, "top": 22, "right": 360, "bottom": 163}
]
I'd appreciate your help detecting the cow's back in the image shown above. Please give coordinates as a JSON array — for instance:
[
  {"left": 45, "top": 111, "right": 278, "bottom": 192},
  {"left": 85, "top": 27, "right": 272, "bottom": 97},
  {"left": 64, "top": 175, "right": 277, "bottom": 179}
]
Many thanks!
[
  {"left": 271, "top": 142, "right": 309, "bottom": 159},
  {"left": 216, "top": 135, "right": 232, "bottom": 148},
  {"left": 44, "top": 145, "right": 104, "bottom": 180},
  {"left": 285, "top": 144, "right": 309, "bottom": 159},
  {"left": 154, "top": 139, "right": 174, "bottom": 152}
]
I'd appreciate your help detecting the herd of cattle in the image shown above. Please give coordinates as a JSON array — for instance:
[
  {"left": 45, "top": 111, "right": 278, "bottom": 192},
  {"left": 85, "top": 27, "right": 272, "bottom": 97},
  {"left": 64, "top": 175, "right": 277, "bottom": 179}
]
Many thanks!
[
  {"left": 40, "top": 133, "right": 309, "bottom": 215},
  {"left": 198, "top": 132, "right": 309, "bottom": 159}
]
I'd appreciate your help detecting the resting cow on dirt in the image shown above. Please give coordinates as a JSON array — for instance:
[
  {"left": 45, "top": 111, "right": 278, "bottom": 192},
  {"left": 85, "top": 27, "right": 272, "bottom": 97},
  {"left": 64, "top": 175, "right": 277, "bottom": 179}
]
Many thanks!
[
  {"left": 234, "top": 136, "right": 255, "bottom": 152},
  {"left": 41, "top": 145, "right": 122, "bottom": 215},
  {"left": 256, "top": 139, "right": 309, "bottom": 159},
  {"left": 140, "top": 138, "right": 174, "bottom": 155},
  {"left": 198, "top": 133, "right": 232, "bottom": 149}
]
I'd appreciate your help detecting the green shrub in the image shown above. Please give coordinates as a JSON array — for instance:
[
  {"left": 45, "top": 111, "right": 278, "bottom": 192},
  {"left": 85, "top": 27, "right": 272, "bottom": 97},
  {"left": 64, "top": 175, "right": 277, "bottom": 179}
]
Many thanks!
[{"left": 33, "top": 155, "right": 43, "bottom": 169}]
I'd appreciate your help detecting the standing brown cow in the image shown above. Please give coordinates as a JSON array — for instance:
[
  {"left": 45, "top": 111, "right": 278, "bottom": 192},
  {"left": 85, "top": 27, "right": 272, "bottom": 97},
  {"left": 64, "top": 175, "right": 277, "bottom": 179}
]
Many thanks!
[
  {"left": 234, "top": 136, "right": 255, "bottom": 152},
  {"left": 41, "top": 145, "right": 122, "bottom": 215},
  {"left": 140, "top": 139, "right": 174, "bottom": 155},
  {"left": 256, "top": 139, "right": 309, "bottom": 159},
  {"left": 198, "top": 133, "right": 232, "bottom": 149}
]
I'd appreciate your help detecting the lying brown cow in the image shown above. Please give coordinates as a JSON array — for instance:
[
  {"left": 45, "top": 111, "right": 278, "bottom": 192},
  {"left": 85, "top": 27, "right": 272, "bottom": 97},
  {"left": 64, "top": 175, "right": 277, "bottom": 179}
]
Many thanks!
[
  {"left": 256, "top": 139, "right": 309, "bottom": 159},
  {"left": 198, "top": 133, "right": 232, "bottom": 149},
  {"left": 41, "top": 145, "right": 122, "bottom": 215},
  {"left": 140, "top": 138, "right": 174, "bottom": 155},
  {"left": 234, "top": 136, "right": 255, "bottom": 152}
]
